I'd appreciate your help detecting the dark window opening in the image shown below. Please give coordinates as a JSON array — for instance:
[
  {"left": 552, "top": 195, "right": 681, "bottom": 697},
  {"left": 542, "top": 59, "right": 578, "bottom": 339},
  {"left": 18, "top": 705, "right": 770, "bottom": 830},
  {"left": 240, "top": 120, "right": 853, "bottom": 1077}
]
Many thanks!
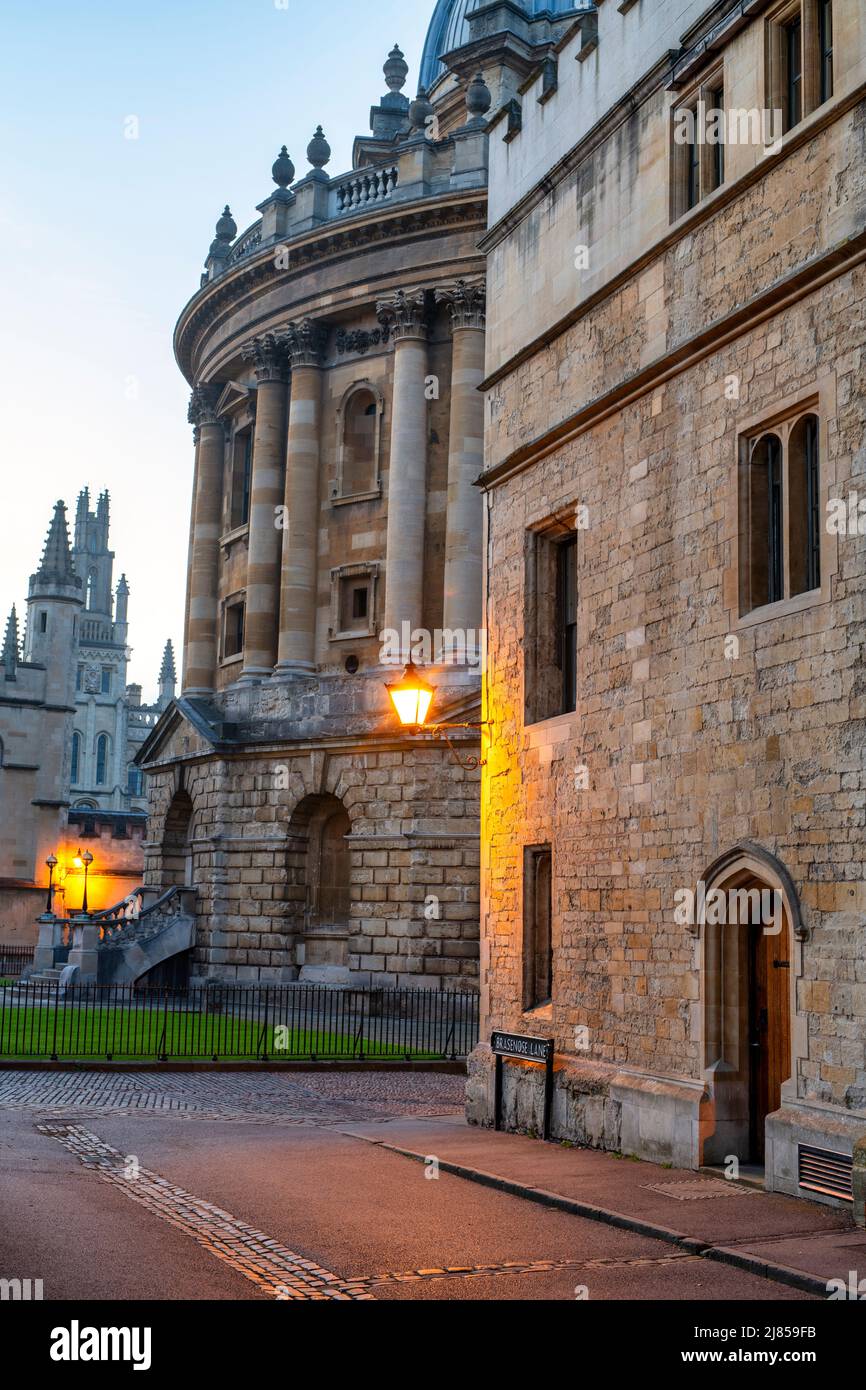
[
  {"left": 709, "top": 85, "right": 725, "bottom": 189},
  {"left": 558, "top": 535, "right": 578, "bottom": 715},
  {"left": 224, "top": 601, "right": 245, "bottom": 659},
  {"left": 785, "top": 17, "right": 803, "bottom": 130},
  {"left": 101, "top": 667, "right": 111, "bottom": 695},
  {"left": 39, "top": 611, "right": 48, "bottom": 633},
  {"left": 789, "top": 414, "right": 821, "bottom": 596},
  {"left": 686, "top": 108, "right": 700, "bottom": 210},
  {"left": 352, "top": 586, "right": 368, "bottom": 620},
  {"left": 819, "top": 0, "right": 834, "bottom": 104},
  {"left": 231, "top": 432, "right": 253, "bottom": 530},
  {"left": 524, "top": 846, "right": 553, "bottom": 1011}
]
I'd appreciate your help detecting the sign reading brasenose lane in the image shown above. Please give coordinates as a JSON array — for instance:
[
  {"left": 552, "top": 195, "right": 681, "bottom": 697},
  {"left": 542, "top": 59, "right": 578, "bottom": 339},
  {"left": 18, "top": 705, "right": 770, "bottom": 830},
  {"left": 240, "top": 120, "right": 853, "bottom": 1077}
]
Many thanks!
[{"left": 491, "top": 1031, "right": 553, "bottom": 1063}]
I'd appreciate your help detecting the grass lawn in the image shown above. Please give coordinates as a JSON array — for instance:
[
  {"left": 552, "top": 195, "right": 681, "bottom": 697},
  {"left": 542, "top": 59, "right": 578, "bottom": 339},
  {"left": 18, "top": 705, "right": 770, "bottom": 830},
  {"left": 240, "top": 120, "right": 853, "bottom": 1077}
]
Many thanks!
[{"left": 0, "top": 1000, "right": 437, "bottom": 1061}]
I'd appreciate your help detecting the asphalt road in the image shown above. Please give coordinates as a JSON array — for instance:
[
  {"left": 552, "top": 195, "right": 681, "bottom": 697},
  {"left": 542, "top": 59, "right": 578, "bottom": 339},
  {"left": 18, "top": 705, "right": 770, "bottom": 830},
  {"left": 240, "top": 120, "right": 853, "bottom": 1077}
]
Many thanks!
[{"left": 0, "top": 1074, "right": 815, "bottom": 1303}]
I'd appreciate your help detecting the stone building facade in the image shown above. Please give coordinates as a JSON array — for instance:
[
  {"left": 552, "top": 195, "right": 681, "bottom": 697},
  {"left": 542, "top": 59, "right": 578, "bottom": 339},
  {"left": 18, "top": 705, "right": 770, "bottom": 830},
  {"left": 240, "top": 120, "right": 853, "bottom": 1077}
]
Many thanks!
[
  {"left": 0, "top": 497, "right": 175, "bottom": 936},
  {"left": 467, "top": 0, "right": 866, "bottom": 1208},
  {"left": 138, "top": 3, "right": 586, "bottom": 988}
]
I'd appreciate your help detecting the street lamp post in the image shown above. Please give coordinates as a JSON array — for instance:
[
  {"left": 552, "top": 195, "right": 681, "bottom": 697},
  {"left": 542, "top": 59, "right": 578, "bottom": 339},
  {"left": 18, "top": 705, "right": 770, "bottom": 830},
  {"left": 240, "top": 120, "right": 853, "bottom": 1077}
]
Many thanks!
[
  {"left": 45, "top": 854, "right": 58, "bottom": 913},
  {"left": 385, "top": 662, "right": 487, "bottom": 769},
  {"left": 73, "top": 848, "right": 95, "bottom": 915}
]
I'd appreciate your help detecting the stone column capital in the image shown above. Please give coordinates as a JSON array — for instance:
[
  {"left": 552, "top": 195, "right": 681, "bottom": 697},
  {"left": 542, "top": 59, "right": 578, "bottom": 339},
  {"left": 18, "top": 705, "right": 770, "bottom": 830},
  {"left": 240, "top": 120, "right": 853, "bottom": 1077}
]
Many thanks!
[
  {"left": 435, "top": 278, "right": 486, "bottom": 331},
  {"left": 281, "top": 318, "right": 327, "bottom": 369},
  {"left": 241, "top": 332, "right": 289, "bottom": 384},
  {"left": 376, "top": 288, "right": 430, "bottom": 342},
  {"left": 188, "top": 382, "right": 223, "bottom": 430}
]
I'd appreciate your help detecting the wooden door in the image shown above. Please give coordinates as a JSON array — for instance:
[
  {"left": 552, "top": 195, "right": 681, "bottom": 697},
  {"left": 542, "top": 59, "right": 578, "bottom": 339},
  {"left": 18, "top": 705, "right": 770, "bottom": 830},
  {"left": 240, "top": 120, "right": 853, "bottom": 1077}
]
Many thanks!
[{"left": 749, "top": 915, "right": 792, "bottom": 1162}]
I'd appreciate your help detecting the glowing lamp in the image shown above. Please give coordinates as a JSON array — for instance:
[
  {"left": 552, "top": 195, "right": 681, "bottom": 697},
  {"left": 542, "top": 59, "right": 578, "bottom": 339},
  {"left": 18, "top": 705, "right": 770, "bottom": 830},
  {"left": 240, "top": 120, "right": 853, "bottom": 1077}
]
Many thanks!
[{"left": 385, "top": 662, "right": 435, "bottom": 728}]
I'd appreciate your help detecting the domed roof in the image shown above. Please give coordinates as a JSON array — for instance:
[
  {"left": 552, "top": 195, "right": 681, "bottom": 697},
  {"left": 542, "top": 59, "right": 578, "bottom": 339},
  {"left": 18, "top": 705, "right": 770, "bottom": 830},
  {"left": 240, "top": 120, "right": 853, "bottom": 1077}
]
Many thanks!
[{"left": 419, "top": 0, "right": 584, "bottom": 92}]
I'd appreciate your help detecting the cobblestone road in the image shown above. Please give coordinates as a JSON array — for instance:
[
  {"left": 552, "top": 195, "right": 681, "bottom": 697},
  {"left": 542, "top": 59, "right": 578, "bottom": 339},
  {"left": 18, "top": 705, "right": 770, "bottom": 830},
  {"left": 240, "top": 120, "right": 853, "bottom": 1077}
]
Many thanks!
[{"left": 0, "top": 1068, "right": 465, "bottom": 1126}]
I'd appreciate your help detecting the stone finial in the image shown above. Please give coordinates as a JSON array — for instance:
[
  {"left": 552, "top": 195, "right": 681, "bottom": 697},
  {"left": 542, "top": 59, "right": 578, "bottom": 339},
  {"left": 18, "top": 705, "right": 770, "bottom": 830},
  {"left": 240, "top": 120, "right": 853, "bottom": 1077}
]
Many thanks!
[
  {"left": 435, "top": 279, "right": 486, "bottom": 331},
  {"left": 2, "top": 606, "right": 19, "bottom": 678},
  {"left": 208, "top": 206, "right": 236, "bottom": 263},
  {"left": 408, "top": 87, "right": 434, "bottom": 134},
  {"left": 466, "top": 71, "right": 492, "bottom": 121},
  {"left": 376, "top": 288, "right": 430, "bottom": 341},
  {"left": 241, "top": 332, "right": 289, "bottom": 384},
  {"left": 384, "top": 43, "right": 408, "bottom": 93},
  {"left": 272, "top": 145, "right": 296, "bottom": 189},
  {"left": 306, "top": 126, "right": 331, "bottom": 171}
]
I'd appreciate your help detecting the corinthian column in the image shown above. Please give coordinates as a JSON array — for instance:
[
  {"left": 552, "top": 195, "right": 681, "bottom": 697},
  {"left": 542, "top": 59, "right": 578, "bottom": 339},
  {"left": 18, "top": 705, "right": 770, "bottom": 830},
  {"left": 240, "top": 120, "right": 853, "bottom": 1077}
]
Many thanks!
[
  {"left": 376, "top": 289, "right": 430, "bottom": 650},
  {"left": 184, "top": 383, "right": 224, "bottom": 694},
  {"left": 435, "top": 280, "right": 486, "bottom": 651},
  {"left": 239, "top": 333, "right": 289, "bottom": 680},
  {"left": 275, "top": 319, "right": 326, "bottom": 677}
]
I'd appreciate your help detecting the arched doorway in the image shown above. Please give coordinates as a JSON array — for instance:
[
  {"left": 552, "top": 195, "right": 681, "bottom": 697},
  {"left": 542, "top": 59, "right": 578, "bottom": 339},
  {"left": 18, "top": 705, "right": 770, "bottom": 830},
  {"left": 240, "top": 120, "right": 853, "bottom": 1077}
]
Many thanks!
[
  {"left": 700, "top": 848, "right": 799, "bottom": 1168},
  {"left": 162, "top": 789, "right": 194, "bottom": 887},
  {"left": 286, "top": 793, "right": 352, "bottom": 982}
]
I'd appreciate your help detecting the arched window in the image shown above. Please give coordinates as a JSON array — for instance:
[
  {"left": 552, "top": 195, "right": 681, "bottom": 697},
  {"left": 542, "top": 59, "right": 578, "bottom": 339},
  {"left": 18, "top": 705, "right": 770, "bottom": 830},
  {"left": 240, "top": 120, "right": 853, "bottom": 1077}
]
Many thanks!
[
  {"left": 788, "top": 413, "right": 821, "bottom": 596},
  {"left": 739, "top": 408, "right": 823, "bottom": 616},
  {"left": 95, "top": 734, "right": 109, "bottom": 785},
  {"left": 337, "top": 385, "right": 382, "bottom": 498},
  {"left": 86, "top": 570, "right": 97, "bottom": 610},
  {"left": 71, "top": 732, "right": 82, "bottom": 784}
]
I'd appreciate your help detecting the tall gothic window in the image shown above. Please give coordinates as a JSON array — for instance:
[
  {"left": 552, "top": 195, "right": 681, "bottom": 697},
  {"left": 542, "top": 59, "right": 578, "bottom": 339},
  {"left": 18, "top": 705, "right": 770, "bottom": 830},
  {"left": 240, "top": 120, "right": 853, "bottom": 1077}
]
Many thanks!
[
  {"left": 71, "top": 732, "right": 82, "bottom": 784},
  {"left": 95, "top": 734, "right": 109, "bottom": 786},
  {"left": 739, "top": 409, "right": 822, "bottom": 615}
]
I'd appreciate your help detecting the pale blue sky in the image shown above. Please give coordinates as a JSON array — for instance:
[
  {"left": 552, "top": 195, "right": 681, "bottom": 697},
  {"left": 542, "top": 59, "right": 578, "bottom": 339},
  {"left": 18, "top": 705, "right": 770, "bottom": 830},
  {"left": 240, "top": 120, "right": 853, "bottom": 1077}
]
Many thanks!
[{"left": 0, "top": 0, "right": 432, "bottom": 691}]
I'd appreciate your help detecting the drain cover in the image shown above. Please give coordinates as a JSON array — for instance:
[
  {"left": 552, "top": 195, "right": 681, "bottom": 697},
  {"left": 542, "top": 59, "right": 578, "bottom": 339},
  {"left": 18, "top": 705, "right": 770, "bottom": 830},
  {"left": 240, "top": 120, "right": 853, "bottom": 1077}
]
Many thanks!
[{"left": 643, "top": 1179, "right": 755, "bottom": 1201}]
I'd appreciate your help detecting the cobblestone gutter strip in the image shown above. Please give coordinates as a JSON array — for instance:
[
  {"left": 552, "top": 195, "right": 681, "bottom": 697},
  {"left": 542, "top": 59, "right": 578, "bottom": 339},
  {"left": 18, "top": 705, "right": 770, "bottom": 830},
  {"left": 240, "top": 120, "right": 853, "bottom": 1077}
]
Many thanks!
[
  {"left": 351, "top": 1136, "right": 828, "bottom": 1300},
  {"left": 37, "top": 1124, "right": 368, "bottom": 1301}
]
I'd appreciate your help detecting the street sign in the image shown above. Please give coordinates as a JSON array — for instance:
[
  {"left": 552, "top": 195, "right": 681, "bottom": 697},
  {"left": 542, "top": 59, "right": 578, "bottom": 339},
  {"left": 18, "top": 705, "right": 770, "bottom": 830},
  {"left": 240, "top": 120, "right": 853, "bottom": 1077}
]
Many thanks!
[
  {"left": 491, "top": 1031, "right": 553, "bottom": 1063},
  {"left": 491, "top": 1031, "right": 555, "bottom": 1140}
]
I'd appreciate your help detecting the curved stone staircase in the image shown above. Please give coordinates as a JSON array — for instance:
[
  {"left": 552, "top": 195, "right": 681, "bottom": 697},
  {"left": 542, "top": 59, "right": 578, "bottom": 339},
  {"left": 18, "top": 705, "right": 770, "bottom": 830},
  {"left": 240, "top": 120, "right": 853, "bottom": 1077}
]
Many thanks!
[{"left": 93, "top": 887, "right": 197, "bottom": 985}]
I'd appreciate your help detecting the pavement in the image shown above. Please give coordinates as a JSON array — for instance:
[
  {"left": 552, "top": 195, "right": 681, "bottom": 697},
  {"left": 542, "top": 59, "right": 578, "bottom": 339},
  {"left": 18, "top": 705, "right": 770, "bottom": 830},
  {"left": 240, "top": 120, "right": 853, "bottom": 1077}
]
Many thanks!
[{"left": 0, "top": 1068, "right": 859, "bottom": 1302}]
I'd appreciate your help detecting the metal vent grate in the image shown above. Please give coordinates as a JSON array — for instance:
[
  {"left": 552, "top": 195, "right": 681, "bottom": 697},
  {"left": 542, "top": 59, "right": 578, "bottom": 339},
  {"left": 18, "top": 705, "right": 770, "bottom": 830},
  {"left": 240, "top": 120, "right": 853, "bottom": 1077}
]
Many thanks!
[{"left": 798, "top": 1144, "right": 853, "bottom": 1202}]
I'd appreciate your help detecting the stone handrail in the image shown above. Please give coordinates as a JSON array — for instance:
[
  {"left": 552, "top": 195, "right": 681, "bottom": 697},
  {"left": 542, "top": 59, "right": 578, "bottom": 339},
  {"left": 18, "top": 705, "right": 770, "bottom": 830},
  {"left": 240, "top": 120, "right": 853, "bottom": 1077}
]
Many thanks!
[{"left": 331, "top": 164, "right": 399, "bottom": 215}]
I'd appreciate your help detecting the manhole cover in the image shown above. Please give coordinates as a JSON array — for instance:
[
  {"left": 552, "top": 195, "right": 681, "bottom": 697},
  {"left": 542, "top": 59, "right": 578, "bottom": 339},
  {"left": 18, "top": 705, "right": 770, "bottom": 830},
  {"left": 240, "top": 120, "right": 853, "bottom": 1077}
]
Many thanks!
[{"left": 643, "top": 1179, "right": 756, "bottom": 1201}]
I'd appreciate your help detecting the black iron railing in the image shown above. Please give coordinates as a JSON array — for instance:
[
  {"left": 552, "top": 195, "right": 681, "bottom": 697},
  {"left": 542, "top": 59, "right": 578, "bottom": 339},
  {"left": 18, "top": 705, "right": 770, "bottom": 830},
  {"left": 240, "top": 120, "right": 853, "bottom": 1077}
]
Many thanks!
[
  {"left": 0, "top": 981, "right": 479, "bottom": 1062},
  {"left": 0, "top": 944, "right": 33, "bottom": 978}
]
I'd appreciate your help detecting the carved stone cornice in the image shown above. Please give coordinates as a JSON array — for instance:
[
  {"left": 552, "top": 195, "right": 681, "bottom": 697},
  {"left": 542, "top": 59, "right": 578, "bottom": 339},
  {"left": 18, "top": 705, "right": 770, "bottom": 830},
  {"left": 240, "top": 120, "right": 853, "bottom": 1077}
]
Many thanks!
[
  {"left": 280, "top": 318, "right": 327, "bottom": 369},
  {"left": 241, "top": 331, "right": 289, "bottom": 384},
  {"left": 188, "top": 382, "right": 223, "bottom": 431},
  {"left": 174, "top": 192, "right": 487, "bottom": 383},
  {"left": 376, "top": 288, "right": 430, "bottom": 342},
  {"left": 435, "top": 278, "right": 486, "bottom": 331}
]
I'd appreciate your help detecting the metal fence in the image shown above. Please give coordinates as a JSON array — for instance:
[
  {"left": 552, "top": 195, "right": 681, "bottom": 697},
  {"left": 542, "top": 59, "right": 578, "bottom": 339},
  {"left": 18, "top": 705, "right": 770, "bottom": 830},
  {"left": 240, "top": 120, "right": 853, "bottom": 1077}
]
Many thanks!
[
  {"left": 0, "top": 981, "right": 479, "bottom": 1062},
  {"left": 0, "top": 944, "right": 33, "bottom": 979}
]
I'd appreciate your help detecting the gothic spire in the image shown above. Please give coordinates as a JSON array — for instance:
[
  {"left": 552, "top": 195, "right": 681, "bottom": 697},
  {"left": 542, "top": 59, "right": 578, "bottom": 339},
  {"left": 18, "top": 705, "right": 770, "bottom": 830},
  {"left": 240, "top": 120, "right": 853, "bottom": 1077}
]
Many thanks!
[
  {"left": 2, "top": 606, "right": 19, "bottom": 677},
  {"left": 34, "top": 501, "right": 78, "bottom": 587}
]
